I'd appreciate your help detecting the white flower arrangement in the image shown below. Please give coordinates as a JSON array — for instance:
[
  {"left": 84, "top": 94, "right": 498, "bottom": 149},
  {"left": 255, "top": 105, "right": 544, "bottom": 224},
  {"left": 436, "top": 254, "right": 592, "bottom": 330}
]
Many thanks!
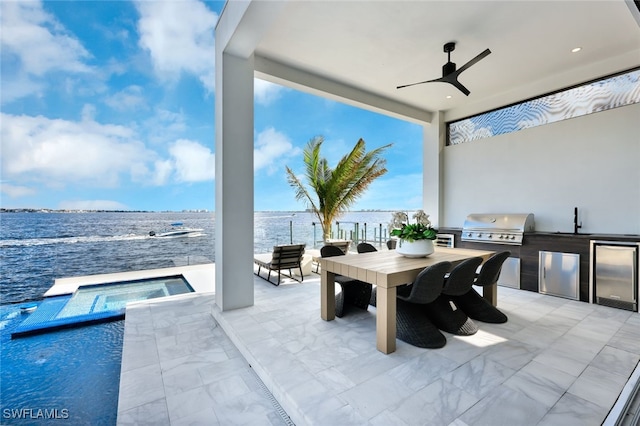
[
  {"left": 412, "top": 210, "right": 431, "bottom": 227},
  {"left": 388, "top": 211, "right": 409, "bottom": 233},
  {"left": 388, "top": 210, "right": 437, "bottom": 242}
]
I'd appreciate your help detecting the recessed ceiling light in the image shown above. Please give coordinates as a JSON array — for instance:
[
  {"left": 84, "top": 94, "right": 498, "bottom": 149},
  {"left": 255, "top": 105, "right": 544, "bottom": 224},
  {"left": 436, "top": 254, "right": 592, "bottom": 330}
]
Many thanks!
[
  {"left": 571, "top": 47, "right": 582, "bottom": 53},
  {"left": 446, "top": 95, "right": 452, "bottom": 99}
]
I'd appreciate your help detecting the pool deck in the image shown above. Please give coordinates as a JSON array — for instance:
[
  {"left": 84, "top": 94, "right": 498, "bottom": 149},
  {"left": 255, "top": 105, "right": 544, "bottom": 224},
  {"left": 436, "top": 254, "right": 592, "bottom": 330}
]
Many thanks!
[
  {"left": 115, "top": 264, "right": 640, "bottom": 426},
  {"left": 43, "top": 263, "right": 215, "bottom": 297},
  {"left": 13, "top": 264, "right": 216, "bottom": 339}
]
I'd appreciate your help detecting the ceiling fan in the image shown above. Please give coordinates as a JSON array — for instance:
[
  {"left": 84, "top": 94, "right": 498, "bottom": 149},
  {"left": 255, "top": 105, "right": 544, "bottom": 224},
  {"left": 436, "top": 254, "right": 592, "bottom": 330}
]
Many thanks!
[{"left": 397, "top": 42, "right": 491, "bottom": 96}]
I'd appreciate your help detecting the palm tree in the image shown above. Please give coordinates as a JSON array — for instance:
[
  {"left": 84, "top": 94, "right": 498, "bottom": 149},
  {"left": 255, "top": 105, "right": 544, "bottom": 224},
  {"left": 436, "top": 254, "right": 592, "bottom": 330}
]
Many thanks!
[{"left": 286, "top": 136, "right": 392, "bottom": 241}]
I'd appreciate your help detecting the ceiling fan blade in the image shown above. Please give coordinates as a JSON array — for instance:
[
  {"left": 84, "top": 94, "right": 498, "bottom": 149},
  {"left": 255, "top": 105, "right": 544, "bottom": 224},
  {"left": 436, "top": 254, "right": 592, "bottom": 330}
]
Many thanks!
[
  {"left": 397, "top": 44, "right": 489, "bottom": 96},
  {"left": 455, "top": 48, "right": 491, "bottom": 75},
  {"left": 396, "top": 77, "right": 443, "bottom": 89},
  {"left": 399, "top": 74, "right": 471, "bottom": 96},
  {"left": 436, "top": 72, "right": 471, "bottom": 96},
  {"left": 448, "top": 79, "right": 471, "bottom": 96}
]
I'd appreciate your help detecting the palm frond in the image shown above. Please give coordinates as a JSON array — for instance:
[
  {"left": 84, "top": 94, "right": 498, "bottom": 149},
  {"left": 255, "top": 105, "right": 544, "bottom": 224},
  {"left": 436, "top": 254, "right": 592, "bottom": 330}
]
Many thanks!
[
  {"left": 285, "top": 136, "right": 392, "bottom": 238},
  {"left": 285, "top": 166, "right": 319, "bottom": 214}
]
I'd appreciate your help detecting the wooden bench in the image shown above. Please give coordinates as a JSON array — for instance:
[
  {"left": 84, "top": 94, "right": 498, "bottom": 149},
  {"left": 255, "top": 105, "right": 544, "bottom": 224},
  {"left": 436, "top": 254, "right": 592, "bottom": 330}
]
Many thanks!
[{"left": 254, "top": 243, "right": 306, "bottom": 286}]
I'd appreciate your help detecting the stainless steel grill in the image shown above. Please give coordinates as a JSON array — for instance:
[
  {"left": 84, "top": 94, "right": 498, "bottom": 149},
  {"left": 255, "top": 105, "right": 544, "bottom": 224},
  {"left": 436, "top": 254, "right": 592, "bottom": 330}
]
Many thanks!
[{"left": 461, "top": 213, "right": 535, "bottom": 245}]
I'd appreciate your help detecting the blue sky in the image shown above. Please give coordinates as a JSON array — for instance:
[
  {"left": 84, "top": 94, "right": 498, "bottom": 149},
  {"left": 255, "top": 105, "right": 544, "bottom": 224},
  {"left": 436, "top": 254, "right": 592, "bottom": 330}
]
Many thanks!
[{"left": 1, "top": 0, "right": 423, "bottom": 212}]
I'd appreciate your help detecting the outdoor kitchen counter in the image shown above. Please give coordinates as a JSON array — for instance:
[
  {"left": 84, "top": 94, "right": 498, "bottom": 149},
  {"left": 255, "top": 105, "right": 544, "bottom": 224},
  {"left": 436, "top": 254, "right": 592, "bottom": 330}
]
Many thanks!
[
  {"left": 440, "top": 228, "right": 640, "bottom": 240},
  {"left": 523, "top": 233, "right": 640, "bottom": 301},
  {"left": 532, "top": 232, "right": 640, "bottom": 240},
  {"left": 439, "top": 228, "right": 640, "bottom": 302}
]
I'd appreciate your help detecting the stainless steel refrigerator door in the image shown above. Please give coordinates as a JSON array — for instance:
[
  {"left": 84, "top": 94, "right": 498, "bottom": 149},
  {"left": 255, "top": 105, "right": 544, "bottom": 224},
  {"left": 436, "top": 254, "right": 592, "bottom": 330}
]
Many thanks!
[
  {"left": 594, "top": 244, "right": 637, "bottom": 305},
  {"left": 539, "top": 251, "right": 580, "bottom": 300}
]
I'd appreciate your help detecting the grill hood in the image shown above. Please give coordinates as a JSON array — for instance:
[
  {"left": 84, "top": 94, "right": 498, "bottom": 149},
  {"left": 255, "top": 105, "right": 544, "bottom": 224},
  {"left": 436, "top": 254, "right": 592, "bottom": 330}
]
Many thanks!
[{"left": 461, "top": 213, "right": 535, "bottom": 245}]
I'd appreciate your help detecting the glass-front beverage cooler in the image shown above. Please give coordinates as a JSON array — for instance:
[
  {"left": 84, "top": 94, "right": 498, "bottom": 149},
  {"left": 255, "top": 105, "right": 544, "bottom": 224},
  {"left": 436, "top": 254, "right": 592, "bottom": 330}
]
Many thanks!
[{"left": 591, "top": 240, "right": 639, "bottom": 312}]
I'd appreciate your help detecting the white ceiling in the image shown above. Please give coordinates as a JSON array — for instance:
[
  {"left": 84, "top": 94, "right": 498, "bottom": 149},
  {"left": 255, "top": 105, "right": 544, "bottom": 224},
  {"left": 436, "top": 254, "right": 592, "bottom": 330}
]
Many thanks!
[{"left": 251, "top": 0, "right": 640, "bottom": 120}]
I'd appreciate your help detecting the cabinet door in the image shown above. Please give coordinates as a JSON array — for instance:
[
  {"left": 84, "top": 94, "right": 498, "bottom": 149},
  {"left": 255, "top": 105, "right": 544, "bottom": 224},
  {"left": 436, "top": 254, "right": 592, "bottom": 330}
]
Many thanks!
[
  {"left": 539, "top": 251, "right": 580, "bottom": 300},
  {"left": 497, "top": 257, "right": 520, "bottom": 288}
]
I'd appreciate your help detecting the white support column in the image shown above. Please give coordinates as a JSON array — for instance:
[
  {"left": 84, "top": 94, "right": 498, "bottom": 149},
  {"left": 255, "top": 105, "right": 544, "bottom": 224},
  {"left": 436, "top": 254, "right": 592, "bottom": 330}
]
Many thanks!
[
  {"left": 423, "top": 112, "right": 445, "bottom": 227},
  {"left": 214, "top": 51, "right": 255, "bottom": 311}
]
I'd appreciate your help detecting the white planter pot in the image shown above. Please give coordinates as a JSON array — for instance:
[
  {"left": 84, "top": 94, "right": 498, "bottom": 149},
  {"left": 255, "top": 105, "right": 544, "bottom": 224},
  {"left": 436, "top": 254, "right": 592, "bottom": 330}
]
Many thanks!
[{"left": 396, "top": 239, "right": 434, "bottom": 258}]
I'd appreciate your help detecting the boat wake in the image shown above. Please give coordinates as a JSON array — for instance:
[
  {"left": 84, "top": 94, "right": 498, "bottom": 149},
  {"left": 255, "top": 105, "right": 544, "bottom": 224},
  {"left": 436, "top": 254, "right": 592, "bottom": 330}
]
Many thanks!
[
  {"left": 0, "top": 233, "right": 153, "bottom": 248},
  {"left": 149, "top": 232, "right": 206, "bottom": 239}
]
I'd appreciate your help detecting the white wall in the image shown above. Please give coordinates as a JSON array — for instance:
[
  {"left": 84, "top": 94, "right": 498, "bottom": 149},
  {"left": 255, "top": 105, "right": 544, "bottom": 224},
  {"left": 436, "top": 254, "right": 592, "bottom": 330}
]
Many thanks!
[{"left": 443, "top": 103, "right": 640, "bottom": 234}]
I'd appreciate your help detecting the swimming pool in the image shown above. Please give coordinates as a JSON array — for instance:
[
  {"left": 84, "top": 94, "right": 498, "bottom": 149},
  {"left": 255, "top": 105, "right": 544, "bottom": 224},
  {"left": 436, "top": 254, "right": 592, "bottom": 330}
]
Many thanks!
[
  {"left": 12, "top": 275, "right": 193, "bottom": 338},
  {"left": 1, "top": 275, "right": 195, "bottom": 424},
  {"left": 59, "top": 275, "right": 193, "bottom": 317},
  {"left": 1, "top": 304, "right": 123, "bottom": 425}
]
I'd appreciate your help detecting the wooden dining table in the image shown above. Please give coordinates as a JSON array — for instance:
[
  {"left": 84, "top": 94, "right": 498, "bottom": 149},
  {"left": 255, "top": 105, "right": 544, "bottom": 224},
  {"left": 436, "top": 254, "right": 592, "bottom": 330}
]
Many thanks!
[{"left": 319, "top": 246, "right": 496, "bottom": 354}]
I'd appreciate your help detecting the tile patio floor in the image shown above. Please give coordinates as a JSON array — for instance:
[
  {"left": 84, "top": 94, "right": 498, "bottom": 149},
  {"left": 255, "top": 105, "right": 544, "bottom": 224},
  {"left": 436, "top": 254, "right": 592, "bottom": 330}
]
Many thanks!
[{"left": 117, "top": 266, "right": 640, "bottom": 425}]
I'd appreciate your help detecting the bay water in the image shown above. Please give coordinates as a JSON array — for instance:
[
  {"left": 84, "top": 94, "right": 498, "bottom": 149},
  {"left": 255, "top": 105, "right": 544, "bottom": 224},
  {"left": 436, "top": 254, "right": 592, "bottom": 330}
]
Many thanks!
[
  {"left": 0, "top": 210, "right": 398, "bottom": 424},
  {"left": 0, "top": 210, "right": 396, "bottom": 305}
]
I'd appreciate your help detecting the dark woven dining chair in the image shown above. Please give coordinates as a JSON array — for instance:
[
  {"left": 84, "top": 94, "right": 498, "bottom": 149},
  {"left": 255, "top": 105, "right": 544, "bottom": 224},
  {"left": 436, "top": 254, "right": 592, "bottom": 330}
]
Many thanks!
[
  {"left": 395, "top": 261, "right": 452, "bottom": 349},
  {"left": 425, "top": 257, "right": 483, "bottom": 336},
  {"left": 356, "top": 242, "right": 378, "bottom": 253},
  {"left": 452, "top": 251, "right": 510, "bottom": 323},
  {"left": 320, "top": 245, "right": 372, "bottom": 317}
]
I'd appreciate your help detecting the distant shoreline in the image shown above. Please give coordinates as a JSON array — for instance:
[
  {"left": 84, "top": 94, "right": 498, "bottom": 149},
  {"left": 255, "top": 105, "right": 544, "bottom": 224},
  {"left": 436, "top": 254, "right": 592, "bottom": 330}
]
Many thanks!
[
  {"left": 0, "top": 208, "right": 211, "bottom": 214},
  {"left": 0, "top": 208, "right": 394, "bottom": 214}
]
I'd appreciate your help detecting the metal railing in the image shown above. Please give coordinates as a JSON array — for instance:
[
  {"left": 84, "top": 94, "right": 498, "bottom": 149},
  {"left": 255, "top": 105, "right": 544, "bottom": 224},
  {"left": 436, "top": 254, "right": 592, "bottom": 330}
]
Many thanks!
[
  {"left": 257, "top": 220, "right": 452, "bottom": 254},
  {"left": 311, "top": 221, "right": 390, "bottom": 250}
]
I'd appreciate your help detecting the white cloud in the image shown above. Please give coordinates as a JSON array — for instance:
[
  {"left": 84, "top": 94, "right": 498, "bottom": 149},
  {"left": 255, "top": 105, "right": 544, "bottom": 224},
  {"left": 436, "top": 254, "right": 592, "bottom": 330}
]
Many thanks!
[
  {"left": 254, "top": 79, "right": 285, "bottom": 106},
  {"left": 0, "top": 1, "right": 91, "bottom": 76},
  {"left": 81, "top": 104, "right": 97, "bottom": 122},
  {"left": 0, "top": 112, "right": 159, "bottom": 188},
  {"left": 150, "top": 159, "right": 174, "bottom": 186},
  {"left": 169, "top": 139, "right": 215, "bottom": 182},
  {"left": 0, "top": 74, "right": 45, "bottom": 104},
  {"left": 0, "top": 0, "right": 95, "bottom": 103},
  {"left": 134, "top": 0, "right": 217, "bottom": 92},
  {"left": 254, "top": 127, "right": 300, "bottom": 174},
  {"left": 1, "top": 112, "right": 215, "bottom": 195},
  {"left": 58, "top": 200, "right": 129, "bottom": 211},
  {"left": 0, "top": 183, "right": 37, "bottom": 198},
  {"left": 105, "top": 85, "right": 147, "bottom": 111},
  {"left": 142, "top": 108, "right": 188, "bottom": 146}
]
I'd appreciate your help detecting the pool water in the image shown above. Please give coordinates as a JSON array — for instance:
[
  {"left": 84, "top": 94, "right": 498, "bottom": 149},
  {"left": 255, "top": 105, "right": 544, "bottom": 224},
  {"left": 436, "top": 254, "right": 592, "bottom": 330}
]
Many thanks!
[
  {"left": 58, "top": 275, "right": 192, "bottom": 318},
  {"left": 1, "top": 276, "right": 193, "bottom": 424},
  {"left": 12, "top": 275, "right": 193, "bottom": 337},
  {"left": 0, "top": 304, "right": 124, "bottom": 425}
]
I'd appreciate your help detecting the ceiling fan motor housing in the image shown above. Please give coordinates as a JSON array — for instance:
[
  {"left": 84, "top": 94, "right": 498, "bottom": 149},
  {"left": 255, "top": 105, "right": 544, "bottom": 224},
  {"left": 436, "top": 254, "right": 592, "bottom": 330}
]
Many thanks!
[
  {"left": 442, "top": 42, "right": 457, "bottom": 76},
  {"left": 442, "top": 61, "right": 456, "bottom": 76}
]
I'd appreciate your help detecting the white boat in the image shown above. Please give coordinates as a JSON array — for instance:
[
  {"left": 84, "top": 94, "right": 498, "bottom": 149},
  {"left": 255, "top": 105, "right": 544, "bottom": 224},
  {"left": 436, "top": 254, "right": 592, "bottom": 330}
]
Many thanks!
[{"left": 149, "top": 222, "right": 204, "bottom": 238}]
